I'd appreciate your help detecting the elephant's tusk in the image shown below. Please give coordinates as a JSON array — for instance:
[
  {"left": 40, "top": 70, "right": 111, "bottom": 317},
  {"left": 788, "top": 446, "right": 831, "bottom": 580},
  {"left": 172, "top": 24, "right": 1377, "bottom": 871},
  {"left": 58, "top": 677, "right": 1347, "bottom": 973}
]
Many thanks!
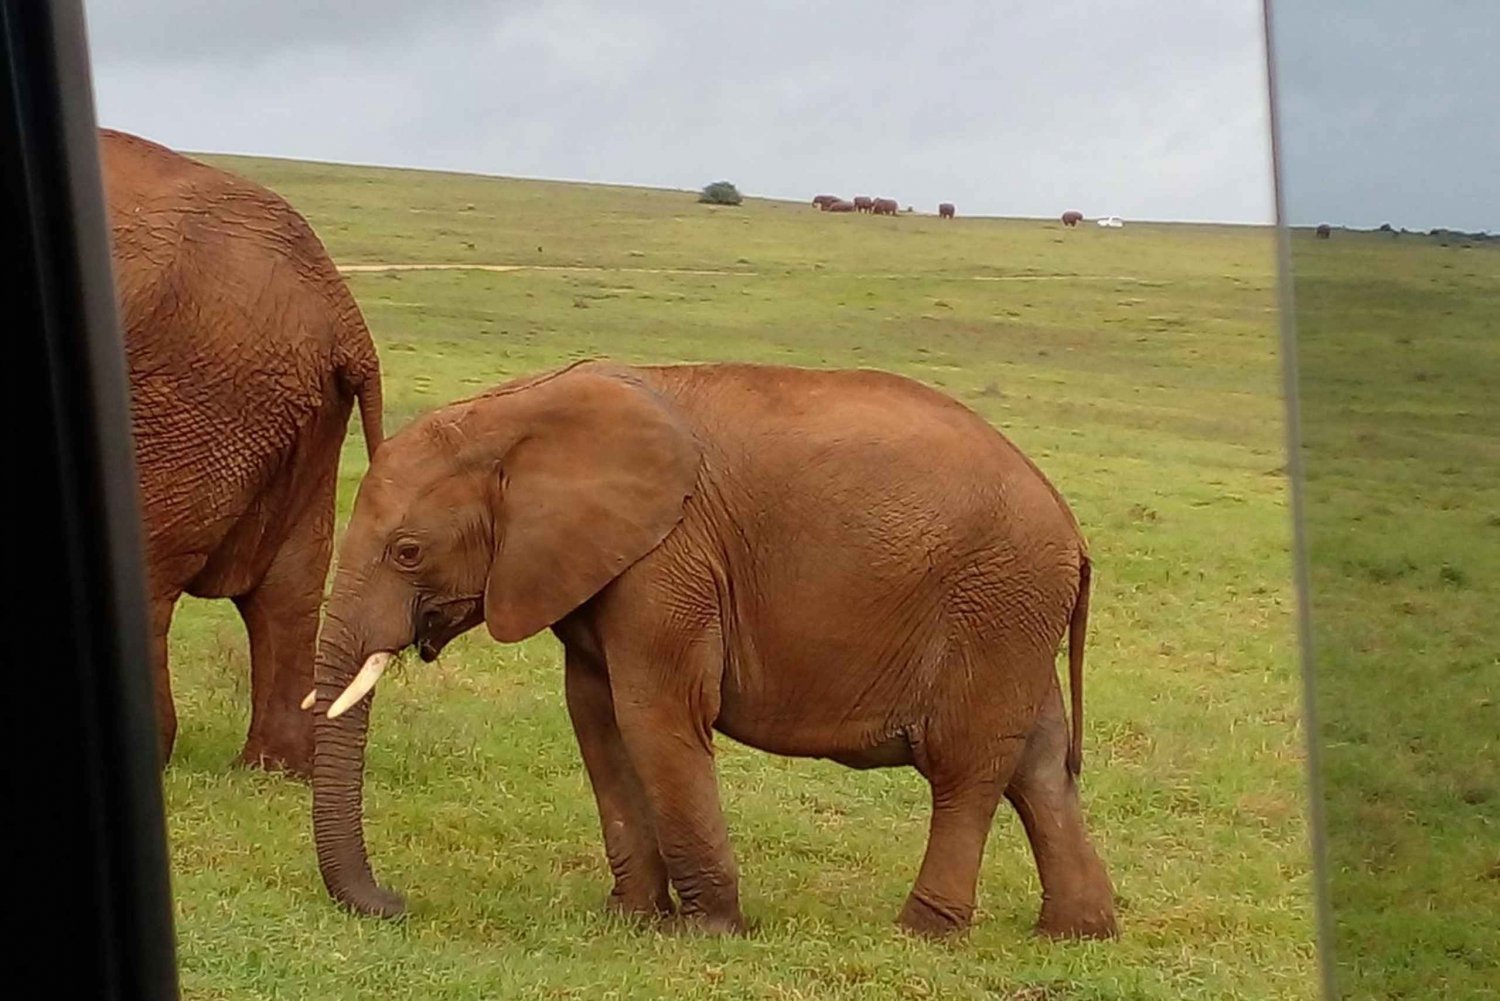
[
  {"left": 301, "top": 689, "right": 316, "bottom": 711},
  {"left": 327, "top": 652, "right": 393, "bottom": 719}
]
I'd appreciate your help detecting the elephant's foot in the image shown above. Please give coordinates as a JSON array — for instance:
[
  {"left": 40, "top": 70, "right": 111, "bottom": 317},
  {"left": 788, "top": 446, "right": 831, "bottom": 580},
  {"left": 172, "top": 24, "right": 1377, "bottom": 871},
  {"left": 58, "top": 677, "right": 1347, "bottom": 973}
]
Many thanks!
[
  {"left": 662, "top": 908, "right": 747, "bottom": 937},
  {"left": 1032, "top": 850, "right": 1118, "bottom": 940},
  {"left": 237, "top": 736, "right": 313, "bottom": 780},
  {"left": 897, "top": 891, "right": 974, "bottom": 938},
  {"left": 241, "top": 705, "right": 314, "bottom": 777},
  {"left": 606, "top": 884, "right": 676, "bottom": 921},
  {"left": 1035, "top": 894, "right": 1118, "bottom": 940}
]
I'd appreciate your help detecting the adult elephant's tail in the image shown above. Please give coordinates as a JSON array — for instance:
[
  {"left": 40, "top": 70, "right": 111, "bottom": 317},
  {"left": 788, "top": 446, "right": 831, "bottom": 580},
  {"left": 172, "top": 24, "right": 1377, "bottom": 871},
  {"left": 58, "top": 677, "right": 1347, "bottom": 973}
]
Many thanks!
[
  {"left": 351, "top": 364, "right": 384, "bottom": 462},
  {"left": 331, "top": 282, "right": 385, "bottom": 460},
  {"left": 1066, "top": 554, "right": 1092, "bottom": 777}
]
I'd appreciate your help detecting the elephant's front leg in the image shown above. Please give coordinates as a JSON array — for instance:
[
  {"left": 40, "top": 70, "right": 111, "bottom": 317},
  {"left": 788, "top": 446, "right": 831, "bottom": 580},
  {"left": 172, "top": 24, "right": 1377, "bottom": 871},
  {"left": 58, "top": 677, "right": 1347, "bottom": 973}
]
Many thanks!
[
  {"left": 564, "top": 648, "right": 674, "bottom": 918},
  {"left": 609, "top": 658, "right": 744, "bottom": 934}
]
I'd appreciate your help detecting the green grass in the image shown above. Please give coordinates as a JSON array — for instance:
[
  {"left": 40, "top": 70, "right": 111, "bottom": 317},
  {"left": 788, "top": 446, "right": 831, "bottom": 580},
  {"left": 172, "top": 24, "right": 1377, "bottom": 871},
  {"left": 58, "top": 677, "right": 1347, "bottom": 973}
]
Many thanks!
[
  {"left": 162, "top": 154, "right": 1313, "bottom": 999},
  {"left": 1290, "top": 229, "right": 1500, "bottom": 1000}
]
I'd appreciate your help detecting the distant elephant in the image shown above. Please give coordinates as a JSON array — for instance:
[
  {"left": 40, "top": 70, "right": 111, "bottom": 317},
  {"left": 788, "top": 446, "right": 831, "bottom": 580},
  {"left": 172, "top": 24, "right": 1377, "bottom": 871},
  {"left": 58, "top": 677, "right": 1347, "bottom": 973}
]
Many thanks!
[
  {"left": 812, "top": 194, "right": 840, "bottom": 210},
  {"left": 1316, "top": 224, "right": 1331, "bottom": 239},
  {"left": 100, "top": 129, "right": 385, "bottom": 776},
  {"left": 1061, "top": 211, "right": 1083, "bottom": 227},
  {"left": 872, "top": 198, "right": 898, "bottom": 216},
  {"left": 853, "top": 196, "right": 874, "bottom": 213},
  {"left": 306, "top": 361, "right": 1118, "bottom": 941},
  {"left": 938, "top": 203, "right": 956, "bottom": 220},
  {"left": 827, "top": 199, "right": 857, "bottom": 213}
]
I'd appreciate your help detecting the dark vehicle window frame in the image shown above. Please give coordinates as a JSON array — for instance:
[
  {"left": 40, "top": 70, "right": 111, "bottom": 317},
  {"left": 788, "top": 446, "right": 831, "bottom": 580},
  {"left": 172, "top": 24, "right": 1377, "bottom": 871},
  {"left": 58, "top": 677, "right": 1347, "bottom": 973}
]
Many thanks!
[{"left": 4, "top": 1, "right": 178, "bottom": 997}]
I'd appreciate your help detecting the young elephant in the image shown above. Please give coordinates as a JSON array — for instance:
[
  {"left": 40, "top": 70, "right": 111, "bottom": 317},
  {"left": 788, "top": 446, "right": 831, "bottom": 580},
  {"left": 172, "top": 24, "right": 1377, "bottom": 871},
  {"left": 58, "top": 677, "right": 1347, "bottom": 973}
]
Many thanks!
[{"left": 308, "top": 361, "right": 1117, "bottom": 939}]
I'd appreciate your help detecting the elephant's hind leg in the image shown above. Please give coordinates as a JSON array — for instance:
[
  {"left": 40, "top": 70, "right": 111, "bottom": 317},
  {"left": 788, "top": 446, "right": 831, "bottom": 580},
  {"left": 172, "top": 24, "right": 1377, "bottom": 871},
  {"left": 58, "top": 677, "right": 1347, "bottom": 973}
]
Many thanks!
[
  {"left": 898, "top": 732, "right": 1022, "bottom": 937},
  {"left": 1004, "top": 683, "right": 1117, "bottom": 939},
  {"left": 564, "top": 646, "right": 674, "bottom": 919},
  {"left": 232, "top": 481, "right": 334, "bottom": 778},
  {"left": 150, "top": 594, "right": 180, "bottom": 766}
]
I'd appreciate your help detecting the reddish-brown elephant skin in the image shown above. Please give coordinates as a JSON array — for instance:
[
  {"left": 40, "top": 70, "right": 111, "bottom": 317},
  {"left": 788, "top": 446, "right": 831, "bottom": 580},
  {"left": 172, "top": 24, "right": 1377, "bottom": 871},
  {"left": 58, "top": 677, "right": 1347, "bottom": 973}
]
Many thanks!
[
  {"left": 871, "top": 197, "right": 898, "bottom": 216},
  {"left": 1061, "top": 211, "right": 1083, "bottom": 227},
  {"left": 826, "top": 199, "right": 857, "bottom": 213},
  {"left": 853, "top": 196, "right": 874, "bottom": 212},
  {"left": 811, "top": 194, "right": 840, "bottom": 210},
  {"left": 938, "top": 203, "right": 956, "bottom": 219},
  {"left": 100, "top": 128, "right": 384, "bottom": 777},
  {"left": 308, "top": 361, "right": 1118, "bottom": 940}
]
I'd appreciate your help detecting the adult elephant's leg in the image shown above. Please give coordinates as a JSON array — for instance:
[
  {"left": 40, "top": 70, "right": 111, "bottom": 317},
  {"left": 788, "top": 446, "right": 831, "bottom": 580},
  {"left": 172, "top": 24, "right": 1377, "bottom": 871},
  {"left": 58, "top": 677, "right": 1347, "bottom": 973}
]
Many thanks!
[
  {"left": 1004, "top": 682, "right": 1118, "bottom": 939},
  {"left": 150, "top": 593, "right": 180, "bottom": 766},
  {"left": 233, "top": 478, "right": 333, "bottom": 777},
  {"left": 564, "top": 646, "right": 674, "bottom": 918},
  {"left": 610, "top": 648, "right": 743, "bottom": 934},
  {"left": 898, "top": 738, "right": 1020, "bottom": 937}
]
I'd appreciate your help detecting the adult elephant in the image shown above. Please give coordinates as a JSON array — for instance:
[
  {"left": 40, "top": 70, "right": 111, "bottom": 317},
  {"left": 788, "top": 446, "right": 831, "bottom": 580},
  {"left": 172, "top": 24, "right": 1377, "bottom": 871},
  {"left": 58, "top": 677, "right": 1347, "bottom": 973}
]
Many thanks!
[
  {"left": 938, "top": 203, "right": 956, "bottom": 220},
  {"left": 305, "top": 361, "right": 1118, "bottom": 941},
  {"left": 101, "top": 128, "right": 384, "bottom": 775},
  {"left": 872, "top": 197, "right": 898, "bottom": 216},
  {"left": 812, "top": 194, "right": 840, "bottom": 210},
  {"left": 853, "top": 196, "right": 873, "bottom": 213},
  {"left": 826, "top": 199, "right": 857, "bottom": 213},
  {"left": 1061, "top": 211, "right": 1083, "bottom": 227},
  {"left": 1315, "top": 224, "right": 1331, "bottom": 239}
]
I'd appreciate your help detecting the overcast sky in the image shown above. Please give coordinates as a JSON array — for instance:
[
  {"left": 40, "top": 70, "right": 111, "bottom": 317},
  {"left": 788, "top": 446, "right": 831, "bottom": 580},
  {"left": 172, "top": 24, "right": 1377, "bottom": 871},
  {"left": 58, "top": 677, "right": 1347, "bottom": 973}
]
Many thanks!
[
  {"left": 1272, "top": 1, "right": 1499, "bottom": 232},
  {"left": 84, "top": 1, "right": 1280, "bottom": 223}
]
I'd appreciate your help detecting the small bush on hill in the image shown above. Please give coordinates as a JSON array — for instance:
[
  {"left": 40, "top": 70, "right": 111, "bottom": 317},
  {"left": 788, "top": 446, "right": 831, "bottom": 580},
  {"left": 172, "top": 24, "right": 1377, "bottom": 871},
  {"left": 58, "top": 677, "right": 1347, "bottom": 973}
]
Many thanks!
[{"left": 699, "top": 181, "right": 742, "bottom": 206}]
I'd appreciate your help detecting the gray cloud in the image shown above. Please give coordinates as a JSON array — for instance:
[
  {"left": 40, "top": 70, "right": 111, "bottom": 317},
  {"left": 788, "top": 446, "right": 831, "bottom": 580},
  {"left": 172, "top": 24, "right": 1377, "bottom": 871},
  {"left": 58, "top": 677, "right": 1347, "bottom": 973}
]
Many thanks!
[
  {"left": 81, "top": 0, "right": 504, "bottom": 62},
  {"left": 1272, "top": 0, "right": 1499, "bottom": 232},
  {"left": 84, "top": 0, "right": 1274, "bottom": 223}
]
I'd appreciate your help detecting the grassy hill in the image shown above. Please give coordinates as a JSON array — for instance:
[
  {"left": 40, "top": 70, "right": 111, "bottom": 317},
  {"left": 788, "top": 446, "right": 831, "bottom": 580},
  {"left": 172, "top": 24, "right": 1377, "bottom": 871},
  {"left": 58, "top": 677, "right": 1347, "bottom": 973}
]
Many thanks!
[
  {"left": 161, "top": 154, "right": 1315, "bottom": 999},
  {"left": 1290, "top": 230, "right": 1500, "bottom": 1000}
]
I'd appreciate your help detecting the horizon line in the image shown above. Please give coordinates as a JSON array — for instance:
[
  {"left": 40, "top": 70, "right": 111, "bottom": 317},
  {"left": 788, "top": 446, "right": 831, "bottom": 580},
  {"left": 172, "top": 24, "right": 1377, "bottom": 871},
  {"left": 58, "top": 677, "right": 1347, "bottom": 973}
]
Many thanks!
[{"left": 177, "top": 143, "right": 1278, "bottom": 228}]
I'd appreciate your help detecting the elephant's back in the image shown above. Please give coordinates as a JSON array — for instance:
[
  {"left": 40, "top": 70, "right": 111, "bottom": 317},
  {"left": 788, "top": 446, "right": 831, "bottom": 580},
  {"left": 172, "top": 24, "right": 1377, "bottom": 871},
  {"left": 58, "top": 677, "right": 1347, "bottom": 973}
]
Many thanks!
[
  {"left": 642, "top": 362, "right": 1085, "bottom": 553},
  {"left": 101, "top": 129, "right": 348, "bottom": 353},
  {"left": 100, "top": 130, "right": 362, "bottom": 582},
  {"left": 103, "top": 129, "right": 351, "bottom": 438},
  {"left": 639, "top": 363, "right": 1086, "bottom": 716}
]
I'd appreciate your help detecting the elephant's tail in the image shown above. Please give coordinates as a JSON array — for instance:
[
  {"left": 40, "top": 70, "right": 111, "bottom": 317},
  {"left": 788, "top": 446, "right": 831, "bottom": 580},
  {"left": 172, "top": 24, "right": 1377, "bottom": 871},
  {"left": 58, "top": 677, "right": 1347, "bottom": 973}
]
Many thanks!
[
  {"left": 352, "top": 365, "right": 385, "bottom": 462},
  {"left": 331, "top": 285, "right": 385, "bottom": 461},
  {"left": 1066, "top": 553, "right": 1092, "bottom": 778}
]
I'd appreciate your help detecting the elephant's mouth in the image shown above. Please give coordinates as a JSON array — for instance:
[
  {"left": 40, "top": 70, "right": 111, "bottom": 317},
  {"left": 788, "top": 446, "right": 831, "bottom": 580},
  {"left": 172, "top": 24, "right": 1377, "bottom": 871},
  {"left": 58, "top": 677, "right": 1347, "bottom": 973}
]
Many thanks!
[
  {"left": 414, "top": 597, "right": 483, "bottom": 662},
  {"left": 311, "top": 597, "right": 485, "bottom": 718}
]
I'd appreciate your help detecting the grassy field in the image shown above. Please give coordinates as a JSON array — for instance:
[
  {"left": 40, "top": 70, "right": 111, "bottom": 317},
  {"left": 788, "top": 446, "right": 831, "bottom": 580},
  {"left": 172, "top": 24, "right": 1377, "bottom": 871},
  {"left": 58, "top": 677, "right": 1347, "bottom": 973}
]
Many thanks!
[
  {"left": 160, "top": 156, "right": 1314, "bottom": 1000},
  {"left": 1290, "top": 230, "right": 1500, "bottom": 1000}
]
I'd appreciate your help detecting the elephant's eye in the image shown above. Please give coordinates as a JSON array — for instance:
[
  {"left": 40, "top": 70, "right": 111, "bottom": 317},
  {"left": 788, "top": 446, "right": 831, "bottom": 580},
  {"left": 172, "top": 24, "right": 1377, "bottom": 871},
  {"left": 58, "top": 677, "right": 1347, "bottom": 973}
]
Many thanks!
[{"left": 393, "top": 541, "right": 422, "bottom": 568}]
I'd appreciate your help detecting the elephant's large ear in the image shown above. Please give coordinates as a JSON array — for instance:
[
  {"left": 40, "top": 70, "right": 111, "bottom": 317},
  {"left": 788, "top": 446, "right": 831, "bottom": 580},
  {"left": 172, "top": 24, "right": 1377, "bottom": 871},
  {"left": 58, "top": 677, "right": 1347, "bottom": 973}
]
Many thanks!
[{"left": 481, "top": 367, "right": 700, "bottom": 642}]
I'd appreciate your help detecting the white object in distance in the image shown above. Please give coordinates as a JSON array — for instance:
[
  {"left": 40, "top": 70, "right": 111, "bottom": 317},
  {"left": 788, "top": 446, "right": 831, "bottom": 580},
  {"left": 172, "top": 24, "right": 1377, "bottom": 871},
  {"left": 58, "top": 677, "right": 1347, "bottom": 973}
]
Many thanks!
[{"left": 1096, "top": 215, "right": 1124, "bottom": 228}]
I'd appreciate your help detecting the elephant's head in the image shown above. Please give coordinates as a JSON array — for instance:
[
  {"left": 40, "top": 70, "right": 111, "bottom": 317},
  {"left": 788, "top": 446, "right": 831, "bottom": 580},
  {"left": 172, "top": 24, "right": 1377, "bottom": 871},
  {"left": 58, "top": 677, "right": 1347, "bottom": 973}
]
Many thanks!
[{"left": 309, "top": 363, "right": 700, "bottom": 917}]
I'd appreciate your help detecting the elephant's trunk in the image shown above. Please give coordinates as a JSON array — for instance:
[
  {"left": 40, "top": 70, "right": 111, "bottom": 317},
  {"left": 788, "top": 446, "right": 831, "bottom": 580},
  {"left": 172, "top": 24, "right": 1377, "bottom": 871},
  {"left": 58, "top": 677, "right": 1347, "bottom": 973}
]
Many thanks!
[{"left": 310, "top": 609, "right": 406, "bottom": 918}]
